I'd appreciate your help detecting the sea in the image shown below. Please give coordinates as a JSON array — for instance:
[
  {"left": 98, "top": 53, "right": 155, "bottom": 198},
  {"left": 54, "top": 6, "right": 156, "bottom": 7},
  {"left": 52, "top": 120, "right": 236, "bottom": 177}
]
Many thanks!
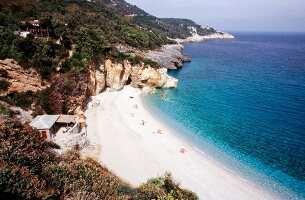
[{"left": 142, "top": 32, "right": 305, "bottom": 199}]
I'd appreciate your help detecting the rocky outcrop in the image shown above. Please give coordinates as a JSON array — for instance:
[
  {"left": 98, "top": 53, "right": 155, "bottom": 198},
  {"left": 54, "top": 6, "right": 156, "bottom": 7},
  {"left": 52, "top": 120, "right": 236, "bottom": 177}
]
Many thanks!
[
  {"left": 95, "top": 67, "right": 106, "bottom": 94},
  {"left": 172, "top": 26, "right": 234, "bottom": 44},
  {"left": 145, "top": 45, "right": 191, "bottom": 69},
  {"left": 10, "top": 106, "right": 33, "bottom": 124},
  {"left": 102, "top": 59, "right": 178, "bottom": 92},
  {"left": 105, "top": 59, "right": 132, "bottom": 91},
  {"left": 116, "top": 44, "right": 191, "bottom": 70},
  {"left": 87, "top": 65, "right": 106, "bottom": 96},
  {"left": 0, "top": 59, "right": 48, "bottom": 95},
  {"left": 142, "top": 86, "right": 157, "bottom": 94},
  {"left": 0, "top": 58, "right": 177, "bottom": 115},
  {"left": 135, "top": 67, "right": 178, "bottom": 88}
]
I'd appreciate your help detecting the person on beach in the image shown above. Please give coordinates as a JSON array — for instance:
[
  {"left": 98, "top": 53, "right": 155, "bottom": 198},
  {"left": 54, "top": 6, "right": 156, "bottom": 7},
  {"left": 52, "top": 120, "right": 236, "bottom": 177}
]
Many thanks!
[
  {"left": 180, "top": 148, "right": 187, "bottom": 154},
  {"left": 141, "top": 120, "right": 145, "bottom": 125}
]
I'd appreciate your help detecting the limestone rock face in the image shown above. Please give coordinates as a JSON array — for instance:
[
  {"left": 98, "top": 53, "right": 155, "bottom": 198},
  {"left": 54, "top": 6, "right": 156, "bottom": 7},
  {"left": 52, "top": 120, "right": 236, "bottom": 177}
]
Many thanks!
[
  {"left": 105, "top": 59, "right": 132, "bottom": 91},
  {"left": 158, "top": 68, "right": 178, "bottom": 88},
  {"left": 95, "top": 67, "right": 106, "bottom": 94},
  {"left": 87, "top": 65, "right": 106, "bottom": 96},
  {"left": 122, "top": 60, "right": 132, "bottom": 85},
  {"left": 89, "top": 59, "right": 178, "bottom": 95},
  {"left": 105, "top": 59, "right": 122, "bottom": 90},
  {"left": 0, "top": 59, "right": 48, "bottom": 95},
  {"left": 87, "top": 67, "right": 97, "bottom": 96},
  {"left": 117, "top": 44, "right": 191, "bottom": 70},
  {"left": 162, "top": 75, "right": 178, "bottom": 88},
  {"left": 130, "top": 65, "right": 144, "bottom": 88},
  {"left": 137, "top": 66, "right": 178, "bottom": 88},
  {"left": 142, "top": 86, "right": 157, "bottom": 94},
  {"left": 145, "top": 44, "right": 191, "bottom": 69}
]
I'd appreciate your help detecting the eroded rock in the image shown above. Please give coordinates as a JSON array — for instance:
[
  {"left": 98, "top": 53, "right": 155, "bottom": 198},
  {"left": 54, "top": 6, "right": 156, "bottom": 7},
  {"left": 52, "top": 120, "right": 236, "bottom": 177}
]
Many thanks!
[
  {"left": 105, "top": 59, "right": 132, "bottom": 91},
  {"left": 0, "top": 59, "right": 48, "bottom": 95},
  {"left": 142, "top": 86, "right": 157, "bottom": 94}
]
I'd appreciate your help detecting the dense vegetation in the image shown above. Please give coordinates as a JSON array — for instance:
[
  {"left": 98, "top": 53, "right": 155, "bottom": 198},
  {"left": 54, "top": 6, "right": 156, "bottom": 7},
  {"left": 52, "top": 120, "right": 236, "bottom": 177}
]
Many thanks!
[
  {"left": 0, "top": 79, "right": 11, "bottom": 91},
  {"left": 108, "top": 0, "right": 217, "bottom": 39},
  {"left": 0, "top": 89, "right": 53, "bottom": 115},
  {"left": 0, "top": 119, "right": 199, "bottom": 200},
  {"left": 0, "top": 103, "right": 10, "bottom": 115},
  {"left": 162, "top": 18, "right": 217, "bottom": 36},
  {"left": 0, "top": 0, "right": 168, "bottom": 79}
]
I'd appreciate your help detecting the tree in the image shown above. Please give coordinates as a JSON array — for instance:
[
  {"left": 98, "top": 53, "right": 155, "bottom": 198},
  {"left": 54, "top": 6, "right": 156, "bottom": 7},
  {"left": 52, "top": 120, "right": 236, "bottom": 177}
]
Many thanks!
[{"left": 0, "top": 79, "right": 10, "bottom": 91}]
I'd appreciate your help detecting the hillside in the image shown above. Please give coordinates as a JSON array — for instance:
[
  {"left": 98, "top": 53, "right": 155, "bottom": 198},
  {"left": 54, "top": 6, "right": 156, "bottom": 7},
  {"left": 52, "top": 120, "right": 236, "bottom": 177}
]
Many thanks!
[
  {"left": 0, "top": 0, "right": 180, "bottom": 115},
  {"left": 0, "top": 0, "right": 172, "bottom": 76},
  {"left": 0, "top": 119, "right": 198, "bottom": 199},
  {"left": 0, "top": 0, "right": 223, "bottom": 117},
  {"left": 105, "top": 0, "right": 218, "bottom": 39},
  {"left": 0, "top": 1, "right": 200, "bottom": 198}
]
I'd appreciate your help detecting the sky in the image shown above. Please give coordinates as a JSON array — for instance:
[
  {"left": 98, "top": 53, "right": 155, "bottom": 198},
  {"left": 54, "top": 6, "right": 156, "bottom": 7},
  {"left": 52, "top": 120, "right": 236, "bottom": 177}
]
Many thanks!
[{"left": 125, "top": 0, "right": 305, "bottom": 32}]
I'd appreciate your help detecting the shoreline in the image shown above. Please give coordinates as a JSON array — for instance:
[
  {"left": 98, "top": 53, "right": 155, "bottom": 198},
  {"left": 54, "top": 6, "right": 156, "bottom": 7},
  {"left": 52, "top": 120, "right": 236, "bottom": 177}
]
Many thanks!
[
  {"left": 85, "top": 86, "right": 278, "bottom": 200},
  {"left": 172, "top": 32, "right": 235, "bottom": 44},
  {"left": 141, "top": 92, "right": 300, "bottom": 200}
]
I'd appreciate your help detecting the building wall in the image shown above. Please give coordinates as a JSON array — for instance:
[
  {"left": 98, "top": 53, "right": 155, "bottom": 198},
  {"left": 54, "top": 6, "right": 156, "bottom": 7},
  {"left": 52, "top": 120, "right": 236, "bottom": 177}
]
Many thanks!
[{"left": 39, "top": 130, "right": 50, "bottom": 140}]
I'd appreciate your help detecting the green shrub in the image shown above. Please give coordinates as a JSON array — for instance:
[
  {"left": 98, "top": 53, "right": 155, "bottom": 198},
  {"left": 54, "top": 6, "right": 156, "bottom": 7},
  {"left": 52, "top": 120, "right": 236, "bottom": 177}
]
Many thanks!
[
  {"left": 124, "top": 27, "right": 149, "bottom": 47},
  {"left": 0, "top": 69, "right": 8, "bottom": 77},
  {"left": 35, "top": 88, "right": 53, "bottom": 114},
  {"left": 158, "top": 191, "right": 176, "bottom": 200},
  {"left": 0, "top": 91, "right": 33, "bottom": 109},
  {"left": 0, "top": 120, "right": 198, "bottom": 199},
  {"left": 0, "top": 79, "right": 10, "bottom": 91},
  {"left": 0, "top": 103, "right": 9, "bottom": 114},
  {"left": 144, "top": 173, "right": 199, "bottom": 200}
]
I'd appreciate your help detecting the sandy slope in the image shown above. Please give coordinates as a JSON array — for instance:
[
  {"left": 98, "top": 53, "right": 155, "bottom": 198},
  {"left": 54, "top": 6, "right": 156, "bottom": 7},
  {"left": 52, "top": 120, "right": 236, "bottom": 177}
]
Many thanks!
[{"left": 85, "top": 86, "right": 278, "bottom": 200}]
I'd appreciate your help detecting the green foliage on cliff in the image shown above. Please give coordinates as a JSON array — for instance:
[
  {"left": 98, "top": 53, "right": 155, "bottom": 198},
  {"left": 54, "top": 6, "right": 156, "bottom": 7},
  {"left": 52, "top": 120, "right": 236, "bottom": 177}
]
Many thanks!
[
  {"left": 0, "top": 79, "right": 10, "bottom": 91},
  {"left": 123, "top": 27, "right": 167, "bottom": 48},
  {"left": 145, "top": 173, "right": 199, "bottom": 200},
  {"left": 0, "top": 0, "right": 169, "bottom": 78},
  {"left": 0, "top": 27, "right": 68, "bottom": 79},
  {"left": 162, "top": 18, "right": 217, "bottom": 36},
  {"left": 0, "top": 88, "right": 55, "bottom": 115},
  {"left": 0, "top": 120, "right": 198, "bottom": 199},
  {"left": 107, "top": 0, "right": 217, "bottom": 39},
  {"left": 0, "top": 104, "right": 9, "bottom": 115}
]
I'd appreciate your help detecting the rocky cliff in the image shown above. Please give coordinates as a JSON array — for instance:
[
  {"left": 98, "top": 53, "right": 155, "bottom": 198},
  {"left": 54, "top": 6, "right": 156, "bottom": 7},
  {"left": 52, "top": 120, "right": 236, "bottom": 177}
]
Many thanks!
[
  {"left": 172, "top": 26, "right": 234, "bottom": 44},
  {"left": 0, "top": 59, "right": 48, "bottom": 96},
  {"left": 89, "top": 59, "right": 178, "bottom": 94},
  {"left": 145, "top": 45, "right": 191, "bottom": 70},
  {"left": 117, "top": 44, "right": 191, "bottom": 70},
  {"left": 0, "top": 56, "right": 178, "bottom": 115},
  {"left": 57, "top": 58, "right": 179, "bottom": 113}
]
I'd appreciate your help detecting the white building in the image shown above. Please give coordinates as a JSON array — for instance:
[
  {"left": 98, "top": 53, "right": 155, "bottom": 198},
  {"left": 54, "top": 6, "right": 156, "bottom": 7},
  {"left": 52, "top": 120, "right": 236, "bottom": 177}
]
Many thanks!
[{"left": 30, "top": 115, "right": 79, "bottom": 140}]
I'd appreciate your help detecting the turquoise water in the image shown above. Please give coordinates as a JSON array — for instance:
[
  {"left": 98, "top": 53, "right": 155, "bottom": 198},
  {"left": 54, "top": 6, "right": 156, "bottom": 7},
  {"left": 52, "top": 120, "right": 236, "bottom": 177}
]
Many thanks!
[{"left": 142, "top": 32, "right": 305, "bottom": 199}]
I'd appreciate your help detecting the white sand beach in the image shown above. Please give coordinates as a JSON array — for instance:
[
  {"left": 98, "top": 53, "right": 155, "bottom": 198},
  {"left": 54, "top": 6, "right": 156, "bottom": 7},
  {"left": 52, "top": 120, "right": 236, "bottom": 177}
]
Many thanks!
[{"left": 85, "top": 86, "right": 277, "bottom": 200}]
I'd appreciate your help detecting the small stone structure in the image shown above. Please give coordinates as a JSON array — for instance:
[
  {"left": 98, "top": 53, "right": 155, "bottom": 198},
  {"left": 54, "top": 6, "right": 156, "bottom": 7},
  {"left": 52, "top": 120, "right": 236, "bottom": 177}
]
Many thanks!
[{"left": 30, "top": 113, "right": 85, "bottom": 140}]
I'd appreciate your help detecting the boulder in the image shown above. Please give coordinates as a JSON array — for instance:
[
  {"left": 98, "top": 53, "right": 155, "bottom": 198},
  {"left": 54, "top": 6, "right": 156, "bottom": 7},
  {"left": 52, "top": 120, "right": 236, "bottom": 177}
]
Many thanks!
[
  {"left": 142, "top": 86, "right": 157, "bottom": 94},
  {"left": 158, "top": 68, "right": 178, "bottom": 88},
  {"left": 138, "top": 67, "right": 178, "bottom": 88}
]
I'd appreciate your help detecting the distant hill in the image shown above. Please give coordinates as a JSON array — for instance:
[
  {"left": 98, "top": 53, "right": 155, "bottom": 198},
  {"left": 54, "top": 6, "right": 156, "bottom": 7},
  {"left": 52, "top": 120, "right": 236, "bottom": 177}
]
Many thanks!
[{"left": 104, "top": 0, "right": 218, "bottom": 39}]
